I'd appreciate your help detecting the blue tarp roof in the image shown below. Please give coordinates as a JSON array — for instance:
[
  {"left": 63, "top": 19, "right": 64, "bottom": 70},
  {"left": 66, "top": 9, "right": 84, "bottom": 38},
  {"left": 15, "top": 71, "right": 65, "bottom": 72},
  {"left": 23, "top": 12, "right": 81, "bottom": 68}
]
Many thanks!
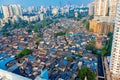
[
  {"left": 25, "top": 69, "right": 31, "bottom": 74},
  {"left": 0, "top": 52, "right": 6, "bottom": 58},
  {"left": 0, "top": 57, "right": 14, "bottom": 70},
  {"left": 63, "top": 59, "right": 67, "bottom": 66},
  {"left": 83, "top": 61, "right": 89, "bottom": 65},
  {"left": 18, "top": 47, "right": 24, "bottom": 50},
  {"left": 40, "top": 69, "right": 49, "bottom": 80},
  {"left": 60, "top": 72, "right": 66, "bottom": 78},
  {"left": 46, "top": 51, "right": 50, "bottom": 55},
  {"left": 97, "top": 50, "right": 102, "bottom": 53},
  {"left": 28, "top": 55, "right": 35, "bottom": 62},
  {"left": 50, "top": 48, "right": 56, "bottom": 52},
  {"left": 50, "top": 74, "right": 57, "bottom": 79},
  {"left": 90, "top": 64, "right": 97, "bottom": 70},
  {"left": 72, "top": 64, "right": 77, "bottom": 71}
]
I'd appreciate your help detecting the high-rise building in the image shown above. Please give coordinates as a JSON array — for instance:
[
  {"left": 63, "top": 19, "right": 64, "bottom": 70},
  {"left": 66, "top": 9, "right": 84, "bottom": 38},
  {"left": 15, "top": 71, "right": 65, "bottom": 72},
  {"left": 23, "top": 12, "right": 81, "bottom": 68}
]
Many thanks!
[
  {"left": 88, "top": 2, "right": 94, "bottom": 16},
  {"left": 39, "top": 14, "right": 44, "bottom": 21},
  {"left": 28, "top": 6, "right": 35, "bottom": 13},
  {"left": 52, "top": 8, "right": 58, "bottom": 15},
  {"left": 9, "top": 5, "right": 14, "bottom": 17},
  {"left": 94, "top": 0, "right": 108, "bottom": 16},
  {"left": 2, "top": 4, "right": 22, "bottom": 18},
  {"left": 0, "top": 9, "right": 3, "bottom": 18},
  {"left": 75, "top": 11, "right": 78, "bottom": 18},
  {"left": 2, "top": 5, "right": 10, "bottom": 18},
  {"left": 11, "top": 4, "right": 22, "bottom": 16},
  {"left": 109, "top": 0, "right": 120, "bottom": 17},
  {"left": 110, "top": 3, "right": 120, "bottom": 80}
]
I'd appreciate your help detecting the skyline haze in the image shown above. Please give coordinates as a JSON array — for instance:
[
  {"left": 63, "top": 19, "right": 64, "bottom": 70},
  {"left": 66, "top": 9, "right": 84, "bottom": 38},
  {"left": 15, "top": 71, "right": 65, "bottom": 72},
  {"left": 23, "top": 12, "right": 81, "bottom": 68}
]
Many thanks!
[{"left": 0, "top": 0, "right": 93, "bottom": 7}]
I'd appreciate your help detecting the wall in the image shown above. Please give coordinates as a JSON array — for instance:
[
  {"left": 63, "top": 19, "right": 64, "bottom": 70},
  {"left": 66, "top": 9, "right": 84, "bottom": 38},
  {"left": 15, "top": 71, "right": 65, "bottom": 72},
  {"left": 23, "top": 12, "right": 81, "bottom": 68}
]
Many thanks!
[{"left": 89, "top": 20, "right": 114, "bottom": 34}]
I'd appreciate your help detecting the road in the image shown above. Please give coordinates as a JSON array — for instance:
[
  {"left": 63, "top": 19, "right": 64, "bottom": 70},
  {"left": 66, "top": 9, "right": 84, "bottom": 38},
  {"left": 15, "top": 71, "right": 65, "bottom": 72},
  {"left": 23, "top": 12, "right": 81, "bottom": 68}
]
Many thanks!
[
  {"left": 97, "top": 55, "right": 105, "bottom": 80},
  {"left": 104, "top": 57, "right": 112, "bottom": 80}
]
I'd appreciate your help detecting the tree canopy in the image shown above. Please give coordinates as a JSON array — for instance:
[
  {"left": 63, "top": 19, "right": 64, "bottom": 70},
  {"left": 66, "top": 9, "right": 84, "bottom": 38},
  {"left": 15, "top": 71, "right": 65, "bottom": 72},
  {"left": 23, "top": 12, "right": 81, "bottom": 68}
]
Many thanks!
[
  {"left": 33, "top": 18, "right": 53, "bottom": 32},
  {"left": 106, "top": 32, "right": 113, "bottom": 56},
  {"left": 82, "top": 20, "right": 90, "bottom": 31},
  {"left": 17, "top": 48, "right": 32, "bottom": 58},
  {"left": 86, "top": 41, "right": 97, "bottom": 54},
  {"left": 66, "top": 56, "right": 73, "bottom": 62},
  {"left": 78, "top": 67, "right": 96, "bottom": 80},
  {"left": 2, "top": 32, "right": 10, "bottom": 37},
  {"left": 54, "top": 31, "right": 66, "bottom": 37},
  {"left": 100, "top": 46, "right": 107, "bottom": 57},
  {"left": 2, "top": 20, "right": 28, "bottom": 32}
]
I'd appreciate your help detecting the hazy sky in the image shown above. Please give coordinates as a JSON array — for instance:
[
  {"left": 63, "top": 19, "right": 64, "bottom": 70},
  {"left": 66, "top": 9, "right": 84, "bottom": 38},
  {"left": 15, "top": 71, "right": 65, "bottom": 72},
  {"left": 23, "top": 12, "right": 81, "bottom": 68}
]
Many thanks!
[{"left": 0, "top": 0, "right": 93, "bottom": 7}]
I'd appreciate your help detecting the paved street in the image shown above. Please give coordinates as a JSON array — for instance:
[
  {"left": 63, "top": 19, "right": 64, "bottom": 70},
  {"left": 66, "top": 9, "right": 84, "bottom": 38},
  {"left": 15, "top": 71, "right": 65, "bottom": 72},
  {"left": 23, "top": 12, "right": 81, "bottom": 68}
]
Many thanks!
[
  {"left": 98, "top": 55, "right": 105, "bottom": 80},
  {"left": 104, "top": 57, "right": 112, "bottom": 80}
]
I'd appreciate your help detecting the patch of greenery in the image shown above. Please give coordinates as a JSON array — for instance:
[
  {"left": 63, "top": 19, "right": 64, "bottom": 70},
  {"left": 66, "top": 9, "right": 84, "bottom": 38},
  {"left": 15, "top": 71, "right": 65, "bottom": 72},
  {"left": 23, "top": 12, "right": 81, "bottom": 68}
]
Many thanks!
[
  {"left": 86, "top": 41, "right": 97, "bottom": 54},
  {"left": 58, "top": 26, "right": 63, "bottom": 29},
  {"left": 2, "top": 18, "right": 53, "bottom": 34},
  {"left": 54, "top": 31, "right": 66, "bottom": 37},
  {"left": 86, "top": 41, "right": 95, "bottom": 50},
  {"left": 100, "top": 46, "right": 107, "bottom": 57},
  {"left": 66, "top": 56, "right": 73, "bottom": 62},
  {"left": 33, "top": 19, "right": 53, "bottom": 32},
  {"left": 89, "top": 15, "right": 94, "bottom": 20},
  {"left": 78, "top": 67, "right": 96, "bottom": 80},
  {"left": 2, "top": 32, "right": 10, "bottom": 37},
  {"left": 2, "top": 20, "right": 28, "bottom": 32},
  {"left": 106, "top": 32, "right": 113, "bottom": 56},
  {"left": 26, "top": 28, "right": 32, "bottom": 33},
  {"left": 17, "top": 48, "right": 32, "bottom": 58},
  {"left": 75, "top": 54, "right": 82, "bottom": 57},
  {"left": 82, "top": 20, "right": 90, "bottom": 30},
  {"left": 47, "top": 26, "right": 52, "bottom": 28}
]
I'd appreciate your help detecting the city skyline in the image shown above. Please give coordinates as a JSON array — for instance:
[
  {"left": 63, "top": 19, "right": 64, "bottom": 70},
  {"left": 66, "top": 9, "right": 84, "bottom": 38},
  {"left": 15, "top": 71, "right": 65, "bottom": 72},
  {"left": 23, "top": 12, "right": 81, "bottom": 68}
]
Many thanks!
[
  {"left": 0, "top": 0, "right": 93, "bottom": 7},
  {"left": 0, "top": 0, "right": 120, "bottom": 80}
]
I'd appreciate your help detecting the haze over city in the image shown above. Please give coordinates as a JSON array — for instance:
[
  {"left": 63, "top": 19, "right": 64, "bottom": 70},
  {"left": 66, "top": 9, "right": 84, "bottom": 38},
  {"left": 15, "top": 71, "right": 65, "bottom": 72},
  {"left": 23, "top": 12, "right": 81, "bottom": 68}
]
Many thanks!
[{"left": 0, "top": 0, "right": 93, "bottom": 7}]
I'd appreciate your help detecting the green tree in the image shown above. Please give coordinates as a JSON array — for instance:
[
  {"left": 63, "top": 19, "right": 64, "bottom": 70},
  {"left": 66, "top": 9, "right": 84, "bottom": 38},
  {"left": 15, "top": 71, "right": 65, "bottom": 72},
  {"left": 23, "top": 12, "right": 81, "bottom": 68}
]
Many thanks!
[
  {"left": 78, "top": 67, "right": 96, "bottom": 80},
  {"left": 107, "top": 32, "right": 113, "bottom": 37},
  {"left": 89, "top": 15, "right": 94, "bottom": 20},
  {"left": 2, "top": 20, "right": 28, "bottom": 32},
  {"left": 106, "top": 32, "right": 113, "bottom": 56},
  {"left": 26, "top": 28, "right": 32, "bottom": 33},
  {"left": 2, "top": 32, "right": 10, "bottom": 37},
  {"left": 83, "top": 21, "right": 89, "bottom": 30},
  {"left": 66, "top": 56, "right": 73, "bottom": 62},
  {"left": 47, "top": 26, "right": 52, "bottom": 28},
  {"left": 17, "top": 48, "right": 32, "bottom": 58},
  {"left": 54, "top": 31, "right": 66, "bottom": 37},
  {"left": 100, "top": 46, "right": 107, "bottom": 56},
  {"left": 58, "top": 26, "right": 63, "bottom": 29},
  {"left": 75, "top": 54, "right": 82, "bottom": 57},
  {"left": 86, "top": 41, "right": 95, "bottom": 50},
  {"left": 86, "top": 41, "right": 97, "bottom": 54},
  {"left": 101, "top": 50, "right": 107, "bottom": 57}
]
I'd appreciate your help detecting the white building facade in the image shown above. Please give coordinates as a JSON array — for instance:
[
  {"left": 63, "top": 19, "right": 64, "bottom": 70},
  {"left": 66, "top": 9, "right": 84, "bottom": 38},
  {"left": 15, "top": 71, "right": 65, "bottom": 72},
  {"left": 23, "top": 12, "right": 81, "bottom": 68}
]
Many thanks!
[
  {"left": 109, "top": 0, "right": 120, "bottom": 17},
  {"left": 110, "top": 3, "right": 120, "bottom": 80},
  {"left": 2, "top": 5, "right": 10, "bottom": 18},
  {"left": 94, "top": 0, "right": 108, "bottom": 16},
  {"left": 2, "top": 4, "right": 22, "bottom": 18}
]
